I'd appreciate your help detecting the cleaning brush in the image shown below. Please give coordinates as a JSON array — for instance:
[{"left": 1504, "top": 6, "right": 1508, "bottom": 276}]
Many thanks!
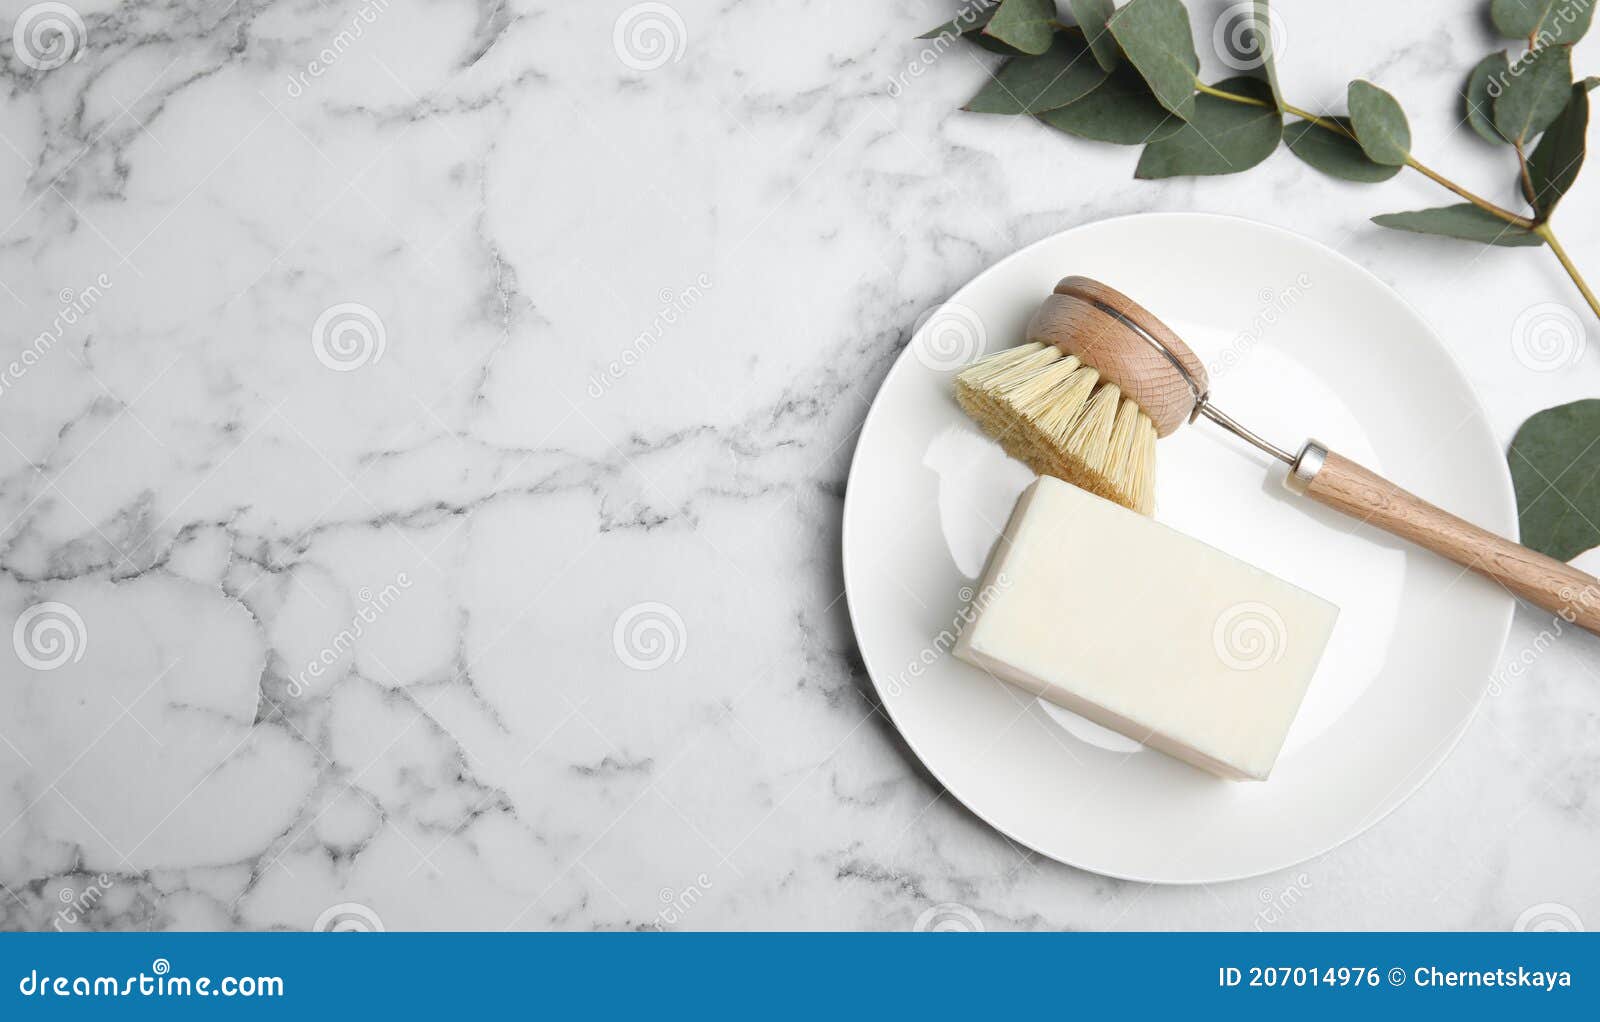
[
  {"left": 962, "top": 274, "right": 1600, "bottom": 638},
  {"left": 952, "top": 275, "right": 1205, "bottom": 516},
  {"left": 955, "top": 342, "right": 1158, "bottom": 515}
]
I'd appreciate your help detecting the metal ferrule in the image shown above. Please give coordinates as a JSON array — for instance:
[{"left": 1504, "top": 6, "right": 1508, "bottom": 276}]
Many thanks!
[{"left": 1285, "top": 440, "right": 1329, "bottom": 495}]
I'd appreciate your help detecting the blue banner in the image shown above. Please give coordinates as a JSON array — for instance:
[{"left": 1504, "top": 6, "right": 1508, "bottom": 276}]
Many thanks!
[{"left": 0, "top": 933, "right": 1591, "bottom": 1018}]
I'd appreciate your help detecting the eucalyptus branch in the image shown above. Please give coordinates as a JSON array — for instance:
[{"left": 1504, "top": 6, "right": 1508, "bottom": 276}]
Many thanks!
[
  {"left": 1196, "top": 80, "right": 1538, "bottom": 228},
  {"left": 929, "top": 0, "right": 1595, "bottom": 323}
]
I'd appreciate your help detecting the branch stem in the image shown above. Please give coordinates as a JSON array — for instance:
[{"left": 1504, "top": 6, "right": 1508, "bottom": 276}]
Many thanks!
[
  {"left": 1537, "top": 223, "right": 1600, "bottom": 321},
  {"left": 1196, "top": 81, "right": 1537, "bottom": 228},
  {"left": 1404, "top": 156, "right": 1536, "bottom": 227}
]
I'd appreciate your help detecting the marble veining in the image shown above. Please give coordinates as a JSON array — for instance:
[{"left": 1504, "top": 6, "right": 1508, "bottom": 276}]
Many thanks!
[{"left": 0, "top": 0, "right": 1597, "bottom": 931}]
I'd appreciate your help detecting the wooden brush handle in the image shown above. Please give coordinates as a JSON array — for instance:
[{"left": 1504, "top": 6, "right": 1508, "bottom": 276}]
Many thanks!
[{"left": 1289, "top": 443, "right": 1600, "bottom": 635}]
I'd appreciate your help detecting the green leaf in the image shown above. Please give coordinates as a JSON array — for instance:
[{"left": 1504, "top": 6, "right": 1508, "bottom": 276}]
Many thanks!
[
  {"left": 1347, "top": 80, "right": 1411, "bottom": 165},
  {"left": 1109, "top": 0, "right": 1199, "bottom": 120},
  {"left": 1069, "top": 0, "right": 1120, "bottom": 71},
  {"left": 1490, "top": 0, "right": 1595, "bottom": 45},
  {"left": 1284, "top": 118, "right": 1402, "bottom": 182},
  {"left": 982, "top": 0, "right": 1059, "bottom": 56},
  {"left": 920, "top": 5, "right": 1027, "bottom": 55},
  {"left": 1371, "top": 203, "right": 1545, "bottom": 246},
  {"left": 1587, "top": 76, "right": 1599, "bottom": 91},
  {"left": 920, "top": 3, "right": 994, "bottom": 39},
  {"left": 1492, "top": 0, "right": 1550, "bottom": 35},
  {"left": 1494, "top": 44, "right": 1574, "bottom": 144},
  {"left": 965, "top": 33, "right": 1109, "bottom": 114},
  {"left": 1527, "top": 84, "right": 1589, "bottom": 215},
  {"left": 1251, "top": 0, "right": 1285, "bottom": 109},
  {"left": 1134, "top": 76, "right": 1281, "bottom": 178},
  {"left": 1510, "top": 400, "right": 1600, "bottom": 563},
  {"left": 1465, "top": 52, "right": 1513, "bottom": 144},
  {"left": 1039, "top": 69, "right": 1186, "bottom": 143}
]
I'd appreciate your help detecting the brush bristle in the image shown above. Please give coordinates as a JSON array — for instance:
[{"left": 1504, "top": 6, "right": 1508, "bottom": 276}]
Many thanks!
[{"left": 954, "top": 341, "right": 1157, "bottom": 515}]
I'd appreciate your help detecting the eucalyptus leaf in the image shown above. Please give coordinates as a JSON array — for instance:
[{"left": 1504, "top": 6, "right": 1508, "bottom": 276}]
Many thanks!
[
  {"left": 1109, "top": 0, "right": 1200, "bottom": 120},
  {"left": 965, "top": 33, "right": 1109, "bottom": 114},
  {"left": 921, "top": 7, "right": 1034, "bottom": 54},
  {"left": 1527, "top": 84, "right": 1589, "bottom": 215},
  {"left": 1587, "top": 75, "right": 1599, "bottom": 91},
  {"left": 967, "top": 35, "right": 1031, "bottom": 57},
  {"left": 1134, "top": 76, "right": 1281, "bottom": 178},
  {"left": 1252, "top": 0, "right": 1284, "bottom": 109},
  {"left": 1492, "top": 0, "right": 1550, "bottom": 36},
  {"left": 982, "top": 0, "right": 1059, "bottom": 56},
  {"left": 1371, "top": 203, "right": 1545, "bottom": 246},
  {"left": 1490, "top": 0, "right": 1595, "bottom": 45},
  {"left": 1284, "top": 118, "right": 1402, "bottom": 182},
  {"left": 1069, "top": 0, "right": 1120, "bottom": 71},
  {"left": 1493, "top": 44, "right": 1574, "bottom": 144},
  {"left": 1347, "top": 80, "right": 1411, "bottom": 165},
  {"left": 1466, "top": 52, "right": 1513, "bottom": 144},
  {"left": 1510, "top": 400, "right": 1600, "bottom": 563},
  {"left": 920, "top": 3, "right": 995, "bottom": 40},
  {"left": 1040, "top": 69, "right": 1185, "bottom": 143}
]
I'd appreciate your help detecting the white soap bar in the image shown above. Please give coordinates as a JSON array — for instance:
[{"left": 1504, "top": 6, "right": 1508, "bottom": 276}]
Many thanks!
[{"left": 955, "top": 476, "right": 1338, "bottom": 780}]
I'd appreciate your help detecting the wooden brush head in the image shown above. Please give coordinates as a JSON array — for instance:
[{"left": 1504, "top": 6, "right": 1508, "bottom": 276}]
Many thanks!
[{"left": 1025, "top": 276, "right": 1206, "bottom": 437}]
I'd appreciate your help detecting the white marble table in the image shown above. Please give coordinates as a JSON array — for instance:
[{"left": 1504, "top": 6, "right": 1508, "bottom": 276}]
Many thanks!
[{"left": 0, "top": 0, "right": 1597, "bottom": 932}]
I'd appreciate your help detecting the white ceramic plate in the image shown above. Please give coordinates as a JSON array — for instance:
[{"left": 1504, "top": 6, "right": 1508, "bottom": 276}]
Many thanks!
[{"left": 842, "top": 213, "right": 1516, "bottom": 884}]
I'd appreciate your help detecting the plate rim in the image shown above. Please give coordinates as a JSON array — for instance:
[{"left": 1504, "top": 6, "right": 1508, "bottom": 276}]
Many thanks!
[{"left": 840, "top": 210, "right": 1517, "bottom": 885}]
